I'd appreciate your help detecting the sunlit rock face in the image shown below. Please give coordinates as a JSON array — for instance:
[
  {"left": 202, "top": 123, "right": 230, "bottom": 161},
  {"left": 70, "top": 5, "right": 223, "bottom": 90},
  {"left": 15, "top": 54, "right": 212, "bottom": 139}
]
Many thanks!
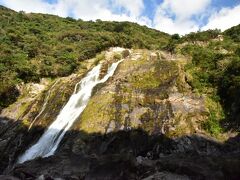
[{"left": 75, "top": 49, "right": 207, "bottom": 137}]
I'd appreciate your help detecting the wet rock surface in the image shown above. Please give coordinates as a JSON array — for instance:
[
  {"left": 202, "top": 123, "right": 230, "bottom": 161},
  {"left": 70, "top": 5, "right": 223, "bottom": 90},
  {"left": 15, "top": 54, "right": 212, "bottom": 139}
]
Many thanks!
[{"left": 0, "top": 48, "right": 239, "bottom": 179}]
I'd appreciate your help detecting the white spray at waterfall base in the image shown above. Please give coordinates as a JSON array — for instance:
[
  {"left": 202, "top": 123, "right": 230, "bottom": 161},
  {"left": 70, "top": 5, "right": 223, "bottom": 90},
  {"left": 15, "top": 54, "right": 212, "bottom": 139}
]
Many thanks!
[{"left": 18, "top": 60, "right": 123, "bottom": 163}]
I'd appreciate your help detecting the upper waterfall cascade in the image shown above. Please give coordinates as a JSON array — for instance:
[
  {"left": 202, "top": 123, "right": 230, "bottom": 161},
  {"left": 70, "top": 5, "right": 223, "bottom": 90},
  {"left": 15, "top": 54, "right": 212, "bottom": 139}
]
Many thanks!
[{"left": 18, "top": 60, "right": 123, "bottom": 163}]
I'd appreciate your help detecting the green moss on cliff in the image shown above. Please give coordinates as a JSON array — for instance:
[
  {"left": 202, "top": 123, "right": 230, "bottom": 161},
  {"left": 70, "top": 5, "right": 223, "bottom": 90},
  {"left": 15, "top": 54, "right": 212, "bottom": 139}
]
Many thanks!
[
  {"left": 128, "top": 56, "right": 179, "bottom": 91},
  {"left": 166, "top": 113, "right": 198, "bottom": 138},
  {"left": 131, "top": 71, "right": 161, "bottom": 89},
  {"left": 78, "top": 93, "right": 115, "bottom": 133}
]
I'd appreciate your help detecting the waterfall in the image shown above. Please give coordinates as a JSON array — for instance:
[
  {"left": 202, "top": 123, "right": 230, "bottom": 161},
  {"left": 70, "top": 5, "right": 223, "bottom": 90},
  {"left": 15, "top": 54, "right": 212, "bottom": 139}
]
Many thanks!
[{"left": 18, "top": 60, "right": 123, "bottom": 164}]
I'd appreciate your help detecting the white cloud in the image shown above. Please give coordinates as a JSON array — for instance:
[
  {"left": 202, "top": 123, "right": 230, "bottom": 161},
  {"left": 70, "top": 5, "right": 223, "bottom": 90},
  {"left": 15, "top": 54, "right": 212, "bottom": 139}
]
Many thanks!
[
  {"left": 160, "top": 0, "right": 211, "bottom": 19},
  {"left": 1, "top": 0, "right": 151, "bottom": 26},
  {"left": 153, "top": 0, "right": 211, "bottom": 34},
  {"left": 153, "top": 11, "right": 199, "bottom": 35},
  {"left": 202, "top": 5, "right": 240, "bottom": 31},
  {"left": 1, "top": 0, "right": 57, "bottom": 15},
  {"left": 113, "top": 0, "right": 144, "bottom": 17}
]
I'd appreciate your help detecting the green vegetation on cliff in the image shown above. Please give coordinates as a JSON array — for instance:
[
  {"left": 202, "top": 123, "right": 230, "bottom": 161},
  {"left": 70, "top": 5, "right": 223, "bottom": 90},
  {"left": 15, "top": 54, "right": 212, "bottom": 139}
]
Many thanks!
[
  {"left": 224, "top": 24, "right": 240, "bottom": 42},
  {"left": 177, "top": 27, "right": 240, "bottom": 134},
  {"left": 0, "top": 6, "right": 170, "bottom": 108}
]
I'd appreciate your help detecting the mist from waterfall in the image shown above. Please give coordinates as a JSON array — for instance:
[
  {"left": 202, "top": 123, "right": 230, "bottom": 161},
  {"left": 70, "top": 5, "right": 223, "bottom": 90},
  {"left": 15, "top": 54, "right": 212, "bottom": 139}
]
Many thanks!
[{"left": 18, "top": 60, "right": 123, "bottom": 163}]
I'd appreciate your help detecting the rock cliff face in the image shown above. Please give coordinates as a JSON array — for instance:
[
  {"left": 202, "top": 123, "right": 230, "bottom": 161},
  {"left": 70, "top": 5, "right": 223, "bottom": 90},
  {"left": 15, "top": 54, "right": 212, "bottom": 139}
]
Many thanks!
[
  {"left": 0, "top": 48, "right": 239, "bottom": 179},
  {"left": 75, "top": 49, "right": 207, "bottom": 137}
]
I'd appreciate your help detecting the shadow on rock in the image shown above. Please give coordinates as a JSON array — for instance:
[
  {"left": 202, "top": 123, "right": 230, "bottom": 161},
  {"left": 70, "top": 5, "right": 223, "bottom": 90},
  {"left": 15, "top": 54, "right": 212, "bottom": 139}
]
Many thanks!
[{"left": 0, "top": 117, "right": 239, "bottom": 180}]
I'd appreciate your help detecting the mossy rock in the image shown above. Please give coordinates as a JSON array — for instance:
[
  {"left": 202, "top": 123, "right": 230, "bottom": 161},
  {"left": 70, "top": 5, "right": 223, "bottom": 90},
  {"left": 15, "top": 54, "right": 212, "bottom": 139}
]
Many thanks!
[{"left": 77, "top": 93, "right": 115, "bottom": 133}]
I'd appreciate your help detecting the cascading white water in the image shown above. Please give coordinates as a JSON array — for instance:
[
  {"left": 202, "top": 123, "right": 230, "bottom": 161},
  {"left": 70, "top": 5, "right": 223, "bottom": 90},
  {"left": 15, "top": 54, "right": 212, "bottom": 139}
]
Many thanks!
[{"left": 18, "top": 60, "right": 123, "bottom": 164}]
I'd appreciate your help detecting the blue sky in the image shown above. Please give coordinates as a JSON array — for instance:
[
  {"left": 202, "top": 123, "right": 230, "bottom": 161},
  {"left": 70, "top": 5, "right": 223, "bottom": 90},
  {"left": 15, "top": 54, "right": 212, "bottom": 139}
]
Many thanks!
[{"left": 1, "top": 0, "right": 240, "bottom": 34}]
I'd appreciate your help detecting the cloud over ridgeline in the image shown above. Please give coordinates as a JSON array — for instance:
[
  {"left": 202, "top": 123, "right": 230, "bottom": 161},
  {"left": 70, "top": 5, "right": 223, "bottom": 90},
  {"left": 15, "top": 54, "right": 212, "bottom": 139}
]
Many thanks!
[
  {"left": 153, "top": 0, "right": 211, "bottom": 34},
  {"left": 1, "top": 0, "right": 240, "bottom": 34}
]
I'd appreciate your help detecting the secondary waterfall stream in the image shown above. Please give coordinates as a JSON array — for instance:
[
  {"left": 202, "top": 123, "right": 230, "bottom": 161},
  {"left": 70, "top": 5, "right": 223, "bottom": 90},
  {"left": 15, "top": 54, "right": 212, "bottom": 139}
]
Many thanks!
[
  {"left": 18, "top": 60, "right": 123, "bottom": 163},
  {"left": 28, "top": 79, "right": 59, "bottom": 130}
]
